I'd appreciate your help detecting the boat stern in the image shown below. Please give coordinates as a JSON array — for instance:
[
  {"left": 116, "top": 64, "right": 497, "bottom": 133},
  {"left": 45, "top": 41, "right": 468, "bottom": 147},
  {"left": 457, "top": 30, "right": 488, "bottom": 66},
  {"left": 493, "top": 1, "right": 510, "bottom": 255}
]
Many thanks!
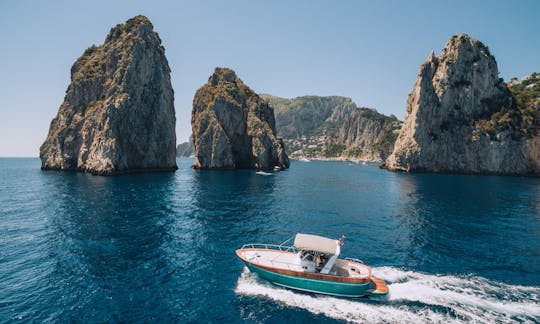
[{"left": 365, "top": 277, "right": 389, "bottom": 297}]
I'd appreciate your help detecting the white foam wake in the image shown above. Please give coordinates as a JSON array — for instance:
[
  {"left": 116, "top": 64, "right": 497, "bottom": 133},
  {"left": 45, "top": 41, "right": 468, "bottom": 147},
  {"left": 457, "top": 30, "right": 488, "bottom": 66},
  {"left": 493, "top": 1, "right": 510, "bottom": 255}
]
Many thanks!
[{"left": 234, "top": 266, "right": 540, "bottom": 323}]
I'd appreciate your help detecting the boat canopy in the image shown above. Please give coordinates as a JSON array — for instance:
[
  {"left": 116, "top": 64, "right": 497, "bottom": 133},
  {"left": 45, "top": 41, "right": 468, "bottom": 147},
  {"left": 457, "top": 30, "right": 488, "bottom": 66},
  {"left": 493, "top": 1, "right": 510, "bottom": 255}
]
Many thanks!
[{"left": 294, "top": 233, "right": 339, "bottom": 255}]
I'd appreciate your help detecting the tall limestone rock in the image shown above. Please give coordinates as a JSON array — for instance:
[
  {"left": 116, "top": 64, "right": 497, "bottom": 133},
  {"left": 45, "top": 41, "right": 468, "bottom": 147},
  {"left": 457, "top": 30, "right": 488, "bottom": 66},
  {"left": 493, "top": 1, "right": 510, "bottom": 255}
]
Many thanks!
[
  {"left": 40, "top": 15, "right": 177, "bottom": 175},
  {"left": 384, "top": 34, "right": 540, "bottom": 175},
  {"left": 191, "top": 68, "right": 289, "bottom": 169}
]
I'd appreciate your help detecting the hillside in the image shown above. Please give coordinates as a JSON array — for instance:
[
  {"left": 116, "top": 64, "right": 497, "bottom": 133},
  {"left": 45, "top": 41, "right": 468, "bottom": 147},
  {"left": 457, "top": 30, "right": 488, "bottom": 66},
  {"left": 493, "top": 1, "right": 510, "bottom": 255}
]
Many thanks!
[
  {"left": 261, "top": 94, "right": 401, "bottom": 161},
  {"left": 176, "top": 136, "right": 194, "bottom": 157}
]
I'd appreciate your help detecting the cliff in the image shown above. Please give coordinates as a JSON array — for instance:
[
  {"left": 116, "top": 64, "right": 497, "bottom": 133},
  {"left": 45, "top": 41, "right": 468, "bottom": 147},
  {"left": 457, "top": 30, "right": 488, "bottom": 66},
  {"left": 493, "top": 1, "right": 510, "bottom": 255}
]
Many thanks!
[
  {"left": 40, "top": 15, "right": 177, "bottom": 175},
  {"left": 191, "top": 68, "right": 289, "bottom": 169},
  {"left": 384, "top": 34, "right": 540, "bottom": 176},
  {"left": 261, "top": 95, "right": 401, "bottom": 161},
  {"left": 176, "top": 136, "right": 195, "bottom": 157}
]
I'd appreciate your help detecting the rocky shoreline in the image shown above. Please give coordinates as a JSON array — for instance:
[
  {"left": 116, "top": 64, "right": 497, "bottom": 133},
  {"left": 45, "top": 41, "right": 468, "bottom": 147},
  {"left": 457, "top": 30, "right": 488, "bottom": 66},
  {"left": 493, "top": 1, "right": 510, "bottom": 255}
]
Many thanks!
[
  {"left": 41, "top": 18, "right": 538, "bottom": 177},
  {"left": 291, "top": 156, "right": 378, "bottom": 163}
]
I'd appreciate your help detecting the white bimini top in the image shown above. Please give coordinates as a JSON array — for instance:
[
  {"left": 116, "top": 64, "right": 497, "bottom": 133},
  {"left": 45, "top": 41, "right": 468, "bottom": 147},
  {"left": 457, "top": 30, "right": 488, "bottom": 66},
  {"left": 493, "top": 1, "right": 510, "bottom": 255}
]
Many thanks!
[{"left": 293, "top": 233, "right": 340, "bottom": 255}]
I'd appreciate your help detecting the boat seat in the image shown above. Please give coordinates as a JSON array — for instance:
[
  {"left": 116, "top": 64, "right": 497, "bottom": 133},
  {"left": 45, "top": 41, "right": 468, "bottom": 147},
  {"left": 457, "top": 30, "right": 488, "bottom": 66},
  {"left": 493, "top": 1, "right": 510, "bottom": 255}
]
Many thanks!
[{"left": 335, "top": 267, "right": 349, "bottom": 277}]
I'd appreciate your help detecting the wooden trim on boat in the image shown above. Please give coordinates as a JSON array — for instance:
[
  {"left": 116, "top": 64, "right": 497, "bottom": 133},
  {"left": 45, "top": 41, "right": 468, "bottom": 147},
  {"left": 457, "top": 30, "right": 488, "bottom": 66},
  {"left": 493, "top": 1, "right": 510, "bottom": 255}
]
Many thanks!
[
  {"left": 369, "top": 277, "right": 389, "bottom": 294},
  {"left": 236, "top": 248, "right": 371, "bottom": 283}
]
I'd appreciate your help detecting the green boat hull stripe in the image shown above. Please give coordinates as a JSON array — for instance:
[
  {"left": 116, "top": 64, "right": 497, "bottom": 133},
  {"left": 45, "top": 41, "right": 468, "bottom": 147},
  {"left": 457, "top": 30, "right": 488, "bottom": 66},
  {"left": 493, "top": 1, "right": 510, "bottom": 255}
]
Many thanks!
[{"left": 245, "top": 262, "right": 371, "bottom": 296}]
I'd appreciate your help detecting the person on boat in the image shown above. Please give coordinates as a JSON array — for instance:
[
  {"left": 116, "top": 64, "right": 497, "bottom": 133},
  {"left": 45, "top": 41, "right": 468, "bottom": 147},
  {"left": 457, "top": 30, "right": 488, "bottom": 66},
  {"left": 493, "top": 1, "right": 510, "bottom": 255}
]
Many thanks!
[
  {"left": 316, "top": 255, "right": 322, "bottom": 269},
  {"left": 315, "top": 254, "right": 329, "bottom": 271}
]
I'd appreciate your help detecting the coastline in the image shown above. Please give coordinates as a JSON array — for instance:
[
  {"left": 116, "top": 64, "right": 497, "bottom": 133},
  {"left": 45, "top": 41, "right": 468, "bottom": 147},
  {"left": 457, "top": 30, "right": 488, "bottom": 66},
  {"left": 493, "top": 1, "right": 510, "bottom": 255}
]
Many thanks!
[{"left": 290, "top": 156, "right": 382, "bottom": 163}]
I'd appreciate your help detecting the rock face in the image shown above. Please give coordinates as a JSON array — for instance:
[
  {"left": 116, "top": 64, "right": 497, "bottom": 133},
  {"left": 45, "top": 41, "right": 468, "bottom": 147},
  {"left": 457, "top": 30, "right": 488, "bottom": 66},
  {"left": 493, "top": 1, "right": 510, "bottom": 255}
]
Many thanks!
[
  {"left": 40, "top": 15, "right": 177, "bottom": 175},
  {"left": 262, "top": 95, "right": 401, "bottom": 161},
  {"left": 384, "top": 34, "right": 540, "bottom": 175},
  {"left": 191, "top": 68, "right": 289, "bottom": 169},
  {"left": 264, "top": 95, "right": 352, "bottom": 139}
]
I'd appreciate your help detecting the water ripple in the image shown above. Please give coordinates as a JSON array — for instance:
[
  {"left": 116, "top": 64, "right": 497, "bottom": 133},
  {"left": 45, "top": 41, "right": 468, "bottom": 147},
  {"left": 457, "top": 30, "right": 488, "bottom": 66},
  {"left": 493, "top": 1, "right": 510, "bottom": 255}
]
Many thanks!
[{"left": 0, "top": 158, "right": 539, "bottom": 322}]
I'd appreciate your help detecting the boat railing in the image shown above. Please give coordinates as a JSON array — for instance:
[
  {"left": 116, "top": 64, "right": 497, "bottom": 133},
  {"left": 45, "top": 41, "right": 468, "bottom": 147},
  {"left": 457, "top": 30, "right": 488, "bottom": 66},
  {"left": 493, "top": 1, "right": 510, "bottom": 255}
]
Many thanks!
[
  {"left": 241, "top": 243, "right": 298, "bottom": 253},
  {"left": 241, "top": 244, "right": 300, "bottom": 270}
]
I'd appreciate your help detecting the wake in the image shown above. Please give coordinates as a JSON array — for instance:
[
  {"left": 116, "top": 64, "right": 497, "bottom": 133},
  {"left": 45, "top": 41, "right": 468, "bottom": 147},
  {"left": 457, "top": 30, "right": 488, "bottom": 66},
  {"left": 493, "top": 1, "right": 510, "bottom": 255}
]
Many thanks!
[
  {"left": 234, "top": 266, "right": 540, "bottom": 323},
  {"left": 255, "top": 171, "right": 273, "bottom": 176}
]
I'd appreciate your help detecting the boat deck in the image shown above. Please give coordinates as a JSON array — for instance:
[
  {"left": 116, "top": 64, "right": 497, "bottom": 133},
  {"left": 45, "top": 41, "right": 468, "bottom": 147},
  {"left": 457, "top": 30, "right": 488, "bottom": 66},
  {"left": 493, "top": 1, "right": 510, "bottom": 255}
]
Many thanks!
[
  {"left": 241, "top": 249, "right": 304, "bottom": 271},
  {"left": 239, "top": 248, "right": 371, "bottom": 280}
]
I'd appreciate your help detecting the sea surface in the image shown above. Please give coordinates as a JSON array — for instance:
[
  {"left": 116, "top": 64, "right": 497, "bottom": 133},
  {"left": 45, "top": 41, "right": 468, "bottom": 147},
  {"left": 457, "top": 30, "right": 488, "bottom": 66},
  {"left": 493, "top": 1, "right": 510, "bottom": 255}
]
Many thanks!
[{"left": 1, "top": 158, "right": 539, "bottom": 323}]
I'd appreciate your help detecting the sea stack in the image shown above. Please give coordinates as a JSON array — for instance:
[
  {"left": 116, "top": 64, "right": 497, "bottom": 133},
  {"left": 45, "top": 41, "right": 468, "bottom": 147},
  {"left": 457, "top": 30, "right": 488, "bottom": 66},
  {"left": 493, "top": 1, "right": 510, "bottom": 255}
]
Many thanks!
[
  {"left": 384, "top": 34, "right": 540, "bottom": 175},
  {"left": 40, "top": 15, "right": 177, "bottom": 175},
  {"left": 191, "top": 67, "right": 289, "bottom": 170}
]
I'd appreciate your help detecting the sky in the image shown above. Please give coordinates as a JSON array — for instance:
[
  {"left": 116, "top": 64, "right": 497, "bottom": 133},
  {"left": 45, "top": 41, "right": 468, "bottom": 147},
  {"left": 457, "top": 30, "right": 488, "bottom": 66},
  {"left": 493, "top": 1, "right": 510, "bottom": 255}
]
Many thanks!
[{"left": 0, "top": 1, "right": 539, "bottom": 156}]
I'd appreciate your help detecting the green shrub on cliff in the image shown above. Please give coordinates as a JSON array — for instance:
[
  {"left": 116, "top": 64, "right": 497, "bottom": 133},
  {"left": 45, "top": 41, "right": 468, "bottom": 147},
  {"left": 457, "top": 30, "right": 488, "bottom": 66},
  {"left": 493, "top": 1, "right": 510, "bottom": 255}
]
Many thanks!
[
  {"left": 475, "top": 73, "right": 540, "bottom": 140},
  {"left": 510, "top": 73, "right": 540, "bottom": 111},
  {"left": 324, "top": 143, "right": 346, "bottom": 157}
]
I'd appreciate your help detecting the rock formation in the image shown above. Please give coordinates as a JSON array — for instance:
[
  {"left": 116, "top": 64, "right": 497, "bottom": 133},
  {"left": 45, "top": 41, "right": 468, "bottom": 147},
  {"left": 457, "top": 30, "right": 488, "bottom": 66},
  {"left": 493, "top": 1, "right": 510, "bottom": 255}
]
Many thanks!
[
  {"left": 40, "top": 15, "right": 177, "bottom": 175},
  {"left": 384, "top": 34, "right": 540, "bottom": 176},
  {"left": 176, "top": 136, "right": 195, "bottom": 157},
  {"left": 191, "top": 68, "right": 289, "bottom": 169},
  {"left": 262, "top": 95, "right": 401, "bottom": 161}
]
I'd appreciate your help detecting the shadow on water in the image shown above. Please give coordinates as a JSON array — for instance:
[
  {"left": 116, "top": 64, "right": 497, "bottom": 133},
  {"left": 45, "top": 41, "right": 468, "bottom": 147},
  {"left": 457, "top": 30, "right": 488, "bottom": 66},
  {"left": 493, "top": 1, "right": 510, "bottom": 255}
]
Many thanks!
[
  {"left": 393, "top": 172, "right": 540, "bottom": 285},
  {"left": 39, "top": 171, "right": 182, "bottom": 321}
]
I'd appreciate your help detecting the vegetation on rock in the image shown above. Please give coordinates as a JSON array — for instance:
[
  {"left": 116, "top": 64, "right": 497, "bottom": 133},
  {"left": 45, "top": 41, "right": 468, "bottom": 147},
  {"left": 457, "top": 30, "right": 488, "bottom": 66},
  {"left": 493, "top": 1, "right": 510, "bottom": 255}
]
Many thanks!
[{"left": 473, "top": 73, "right": 540, "bottom": 141}]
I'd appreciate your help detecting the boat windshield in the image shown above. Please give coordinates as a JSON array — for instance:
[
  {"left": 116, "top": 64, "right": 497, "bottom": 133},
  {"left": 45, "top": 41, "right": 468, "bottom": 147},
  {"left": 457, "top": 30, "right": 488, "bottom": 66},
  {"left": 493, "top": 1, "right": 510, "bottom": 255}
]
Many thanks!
[
  {"left": 300, "top": 250, "right": 315, "bottom": 262},
  {"left": 299, "top": 250, "right": 332, "bottom": 272}
]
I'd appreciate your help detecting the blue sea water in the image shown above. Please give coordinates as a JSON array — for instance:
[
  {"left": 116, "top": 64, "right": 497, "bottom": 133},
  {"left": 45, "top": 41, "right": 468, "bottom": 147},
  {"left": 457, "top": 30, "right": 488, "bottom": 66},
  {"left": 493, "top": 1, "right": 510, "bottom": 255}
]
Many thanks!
[{"left": 0, "top": 158, "right": 539, "bottom": 323}]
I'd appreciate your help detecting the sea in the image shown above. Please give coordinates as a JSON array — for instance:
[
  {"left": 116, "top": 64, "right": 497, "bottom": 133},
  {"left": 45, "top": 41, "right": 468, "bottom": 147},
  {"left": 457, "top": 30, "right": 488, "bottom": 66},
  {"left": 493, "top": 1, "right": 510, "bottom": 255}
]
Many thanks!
[{"left": 1, "top": 158, "right": 539, "bottom": 323}]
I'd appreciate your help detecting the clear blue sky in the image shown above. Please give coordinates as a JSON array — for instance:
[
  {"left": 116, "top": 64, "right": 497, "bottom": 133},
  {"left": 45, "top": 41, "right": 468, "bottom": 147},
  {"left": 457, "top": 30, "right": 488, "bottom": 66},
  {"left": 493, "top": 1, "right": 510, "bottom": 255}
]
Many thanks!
[{"left": 1, "top": 0, "right": 538, "bottom": 156}]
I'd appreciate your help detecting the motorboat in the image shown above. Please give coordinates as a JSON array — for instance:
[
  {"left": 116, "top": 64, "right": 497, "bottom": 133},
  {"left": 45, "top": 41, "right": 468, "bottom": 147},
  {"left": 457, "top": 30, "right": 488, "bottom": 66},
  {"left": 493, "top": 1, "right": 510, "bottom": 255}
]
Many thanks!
[{"left": 236, "top": 233, "right": 388, "bottom": 298}]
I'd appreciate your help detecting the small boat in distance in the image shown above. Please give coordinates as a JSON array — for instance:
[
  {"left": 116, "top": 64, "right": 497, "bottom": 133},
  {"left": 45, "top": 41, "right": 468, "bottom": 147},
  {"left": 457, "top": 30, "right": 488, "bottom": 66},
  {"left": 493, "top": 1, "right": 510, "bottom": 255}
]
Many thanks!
[
  {"left": 299, "top": 158, "right": 311, "bottom": 162},
  {"left": 236, "top": 233, "right": 388, "bottom": 298},
  {"left": 255, "top": 171, "right": 272, "bottom": 176}
]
